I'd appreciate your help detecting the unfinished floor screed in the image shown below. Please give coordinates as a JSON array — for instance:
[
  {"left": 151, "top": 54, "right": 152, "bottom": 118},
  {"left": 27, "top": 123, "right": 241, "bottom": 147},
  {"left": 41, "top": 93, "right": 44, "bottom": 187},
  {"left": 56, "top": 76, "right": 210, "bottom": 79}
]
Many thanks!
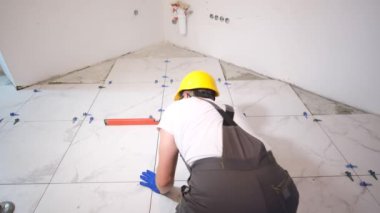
[{"left": 0, "top": 43, "right": 379, "bottom": 213}]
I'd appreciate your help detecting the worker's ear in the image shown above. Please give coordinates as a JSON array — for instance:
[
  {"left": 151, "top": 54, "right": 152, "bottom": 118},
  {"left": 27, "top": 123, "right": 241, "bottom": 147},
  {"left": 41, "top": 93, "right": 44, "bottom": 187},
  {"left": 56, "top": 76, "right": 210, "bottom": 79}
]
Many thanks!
[{"left": 182, "top": 91, "right": 191, "bottom": 99}]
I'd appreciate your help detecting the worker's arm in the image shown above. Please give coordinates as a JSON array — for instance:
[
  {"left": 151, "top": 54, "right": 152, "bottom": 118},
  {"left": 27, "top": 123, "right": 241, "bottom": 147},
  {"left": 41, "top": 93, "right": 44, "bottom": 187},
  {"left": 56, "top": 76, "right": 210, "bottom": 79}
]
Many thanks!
[
  {"left": 156, "top": 128, "right": 179, "bottom": 194},
  {"left": 139, "top": 129, "right": 181, "bottom": 202}
]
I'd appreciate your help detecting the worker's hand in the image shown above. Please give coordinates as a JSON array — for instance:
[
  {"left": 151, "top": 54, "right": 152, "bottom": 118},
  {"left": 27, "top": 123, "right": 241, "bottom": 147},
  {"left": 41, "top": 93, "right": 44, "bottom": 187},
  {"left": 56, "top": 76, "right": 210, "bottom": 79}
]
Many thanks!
[{"left": 140, "top": 170, "right": 160, "bottom": 194}]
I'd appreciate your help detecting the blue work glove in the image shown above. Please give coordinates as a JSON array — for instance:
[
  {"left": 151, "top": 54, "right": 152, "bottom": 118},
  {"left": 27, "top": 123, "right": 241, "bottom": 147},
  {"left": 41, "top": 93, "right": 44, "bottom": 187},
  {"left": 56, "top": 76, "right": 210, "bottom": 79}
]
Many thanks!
[{"left": 140, "top": 170, "right": 160, "bottom": 194}]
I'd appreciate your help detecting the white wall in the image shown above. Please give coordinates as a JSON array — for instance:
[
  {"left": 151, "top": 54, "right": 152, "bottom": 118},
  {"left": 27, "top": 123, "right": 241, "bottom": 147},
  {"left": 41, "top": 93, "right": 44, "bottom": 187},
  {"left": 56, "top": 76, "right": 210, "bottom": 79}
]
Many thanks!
[
  {"left": 164, "top": 0, "right": 380, "bottom": 114},
  {"left": 0, "top": 0, "right": 164, "bottom": 87}
]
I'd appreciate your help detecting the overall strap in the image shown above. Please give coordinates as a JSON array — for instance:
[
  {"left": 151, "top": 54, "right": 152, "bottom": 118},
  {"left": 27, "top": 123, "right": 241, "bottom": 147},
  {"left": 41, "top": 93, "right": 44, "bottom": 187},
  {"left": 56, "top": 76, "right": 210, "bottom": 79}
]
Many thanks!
[
  {"left": 201, "top": 99, "right": 236, "bottom": 126},
  {"left": 179, "top": 153, "right": 191, "bottom": 172},
  {"left": 201, "top": 98, "right": 270, "bottom": 170},
  {"left": 178, "top": 98, "right": 229, "bottom": 172}
]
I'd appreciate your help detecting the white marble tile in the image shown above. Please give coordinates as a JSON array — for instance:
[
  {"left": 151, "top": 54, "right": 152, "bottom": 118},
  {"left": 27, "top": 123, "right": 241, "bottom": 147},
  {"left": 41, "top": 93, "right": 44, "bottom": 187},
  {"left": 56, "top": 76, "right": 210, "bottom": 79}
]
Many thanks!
[
  {"left": 51, "top": 120, "right": 158, "bottom": 183},
  {"left": 150, "top": 181, "right": 186, "bottom": 213},
  {"left": 89, "top": 83, "right": 164, "bottom": 121},
  {"left": 17, "top": 84, "right": 100, "bottom": 121},
  {"left": 34, "top": 183, "right": 151, "bottom": 213},
  {"left": 0, "top": 85, "right": 36, "bottom": 122},
  {"left": 106, "top": 58, "right": 166, "bottom": 84},
  {"left": 295, "top": 176, "right": 380, "bottom": 213},
  {"left": 0, "top": 74, "right": 12, "bottom": 86},
  {"left": 0, "top": 121, "right": 80, "bottom": 183},
  {"left": 49, "top": 59, "right": 116, "bottom": 84},
  {"left": 316, "top": 114, "right": 380, "bottom": 175},
  {"left": 166, "top": 57, "right": 225, "bottom": 83},
  {"left": 0, "top": 184, "right": 47, "bottom": 213},
  {"left": 246, "top": 116, "right": 347, "bottom": 177},
  {"left": 229, "top": 80, "right": 310, "bottom": 116}
]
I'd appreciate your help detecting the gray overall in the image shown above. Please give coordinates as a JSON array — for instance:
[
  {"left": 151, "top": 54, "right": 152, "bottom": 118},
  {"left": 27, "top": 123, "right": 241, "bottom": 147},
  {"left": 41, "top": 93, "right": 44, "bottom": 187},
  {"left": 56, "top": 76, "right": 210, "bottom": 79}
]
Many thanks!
[{"left": 176, "top": 100, "right": 299, "bottom": 213}]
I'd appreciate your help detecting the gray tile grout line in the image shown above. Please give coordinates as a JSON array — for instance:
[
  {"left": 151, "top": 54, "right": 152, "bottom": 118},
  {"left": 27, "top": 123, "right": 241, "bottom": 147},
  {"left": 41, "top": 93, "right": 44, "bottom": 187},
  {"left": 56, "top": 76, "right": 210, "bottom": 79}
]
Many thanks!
[
  {"left": 291, "top": 174, "right": 379, "bottom": 179},
  {"left": 244, "top": 113, "right": 374, "bottom": 119},
  {"left": 242, "top": 81, "right": 380, "bottom": 205},
  {"left": 1, "top": 173, "right": 378, "bottom": 186},
  {"left": 149, "top": 59, "right": 169, "bottom": 213},
  {"left": 31, "top": 120, "right": 84, "bottom": 213},
  {"left": 223, "top": 81, "right": 234, "bottom": 106},
  {"left": 22, "top": 60, "right": 167, "bottom": 212},
  {"left": 148, "top": 134, "right": 160, "bottom": 213},
  {"left": 0, "top": 181, "right": 150, "bottom": 186},
  {"left": 289, "top": 84, "right": 313, "bottom": 115},
  {"left": 101, "top": 59, "right": 117, "bottom": 84},
  {"left": 316, "top": 121, "right": 380, "bottom": 204},
  {"left": 245, "top": 114, "right": 318, "bottom": 118},
  {"left": 32, "top": 87, "right": 103, "bottom": 213},
  {"left": 10, "top": 86, "right": 40, "bottom": 118},
  {"left": 9, "top": 61, "right": 377, "bottom": 210},
  {"left": 316, "top": 122, "right": 356, "bottom": 174}
]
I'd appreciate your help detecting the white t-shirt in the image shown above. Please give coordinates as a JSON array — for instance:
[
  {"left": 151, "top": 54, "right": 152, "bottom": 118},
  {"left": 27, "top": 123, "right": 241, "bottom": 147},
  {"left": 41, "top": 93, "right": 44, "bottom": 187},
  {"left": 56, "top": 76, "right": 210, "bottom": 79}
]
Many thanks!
[{"left": 158, "top": 97, "right": 271, "bottom": 166}]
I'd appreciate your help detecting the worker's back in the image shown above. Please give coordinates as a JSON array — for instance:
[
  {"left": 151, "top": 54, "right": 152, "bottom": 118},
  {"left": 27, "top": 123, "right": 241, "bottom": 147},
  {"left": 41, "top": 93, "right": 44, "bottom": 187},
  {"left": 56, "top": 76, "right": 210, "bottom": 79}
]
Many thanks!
[
  {"left": 160, "top": 97, "right": 299, "bottom": 213},
  {"left": 159, "top": 97, "right": 272, "bottom": 166},
  {"left": 159, "top": 97, "right": 223, "bottom": 166}
]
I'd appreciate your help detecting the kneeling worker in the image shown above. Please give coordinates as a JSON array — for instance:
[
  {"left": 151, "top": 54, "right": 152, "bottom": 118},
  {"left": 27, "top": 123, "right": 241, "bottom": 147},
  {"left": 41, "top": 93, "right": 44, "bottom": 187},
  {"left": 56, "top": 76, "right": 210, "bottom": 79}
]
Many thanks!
[{"left": 140, "top": 70, "right": 299, "bottom": 213}]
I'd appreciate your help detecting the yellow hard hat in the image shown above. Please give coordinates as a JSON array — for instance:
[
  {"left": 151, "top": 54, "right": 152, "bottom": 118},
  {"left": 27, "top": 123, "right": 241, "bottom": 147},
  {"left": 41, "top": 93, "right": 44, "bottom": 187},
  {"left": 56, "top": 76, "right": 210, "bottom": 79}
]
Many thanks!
[{"left": 174, "top": 70, "right": 219, "bottom": 101}]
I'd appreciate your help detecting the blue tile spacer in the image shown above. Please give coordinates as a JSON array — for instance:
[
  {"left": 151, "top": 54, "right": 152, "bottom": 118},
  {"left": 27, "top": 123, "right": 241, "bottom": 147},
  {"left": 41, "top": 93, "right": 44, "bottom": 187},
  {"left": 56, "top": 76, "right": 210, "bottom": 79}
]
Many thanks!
[
  {"left": 13, "top": 118, "right": 20, "bottom": 125},
  {"left": 161, "top": 85, "right": 168, "bottom": 88},
  {"left": 344, "top": 171, "right": 354, "bottom": 181},
  {"left": 33, "top": 89, "right": 41, "bottom": 93},
  {"left": 303, "top": 112, "right": 308, "bottom": 119},
  {"left": 164, "top": 59, "right": 170, "bottom": 63},
  {"left": 72, "top": 117, "right": 78, "bottom": 123},
  {"left": 0, "top": 118, "right": 3, "bottom": 123},
  {"left": 359, "top": 181, "right": 372, "bottom": 187},
  {"left": 368, "top": 170, "right": 378, "bottom": 180},
  {"left": 83, "top": 112, "right": 92, "bottom": 117},
  {"left": 158, "top": 108, "right": 165, "bottom": 112},
  {"left": 346, "top": 163, "right": 358, "bottom": 169},
  {"left": 154, "top": 80, "right": 159, "bottom": 84},
  {"left": 10, "top": 112, "right": 19, "bottom": 117},
  {"left": 224, "top": 82, "right": 231, "bottom": 86},
  {"left": 89, "top": 117, "right": 94, "bottom": 124}
]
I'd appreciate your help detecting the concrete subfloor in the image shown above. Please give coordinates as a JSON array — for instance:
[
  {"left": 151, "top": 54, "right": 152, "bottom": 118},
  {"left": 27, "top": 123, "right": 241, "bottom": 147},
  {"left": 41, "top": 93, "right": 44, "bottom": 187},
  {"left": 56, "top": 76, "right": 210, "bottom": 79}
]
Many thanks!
[{"left": 48, "top": 42, "right": 365, "bottom": 115}]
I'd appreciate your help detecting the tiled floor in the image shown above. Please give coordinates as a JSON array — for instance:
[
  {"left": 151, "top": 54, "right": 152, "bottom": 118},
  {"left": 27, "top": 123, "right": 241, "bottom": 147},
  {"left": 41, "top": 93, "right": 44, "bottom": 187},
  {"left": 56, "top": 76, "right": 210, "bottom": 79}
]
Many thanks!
[{"left": 1, "top": 43, "right": 379, "bottom": 212}]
